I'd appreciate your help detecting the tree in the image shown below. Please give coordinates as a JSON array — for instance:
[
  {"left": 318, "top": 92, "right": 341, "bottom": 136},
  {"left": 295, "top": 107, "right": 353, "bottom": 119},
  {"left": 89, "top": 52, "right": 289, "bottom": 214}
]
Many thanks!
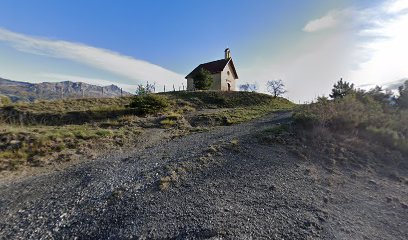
[
  {"left": 366, "top": 85, "right": 393, "bottom": 106},
  {"left": 396, "top": 80, "right": 408, "bottom": 109},
  {"left": 135, "top": 82, "right": 155, "bottom": 95},
  {"left": 266, "top": 79, "right": 287, "bottom": 97},
  {"left": 239, "top": 83, "right": 258, "bottom": 92},
  {"left": 193, "top": 68, "right": 213, "bottom": 90},
  {"left": 329, "top": 78, "right": 355, "bottom": 99}
]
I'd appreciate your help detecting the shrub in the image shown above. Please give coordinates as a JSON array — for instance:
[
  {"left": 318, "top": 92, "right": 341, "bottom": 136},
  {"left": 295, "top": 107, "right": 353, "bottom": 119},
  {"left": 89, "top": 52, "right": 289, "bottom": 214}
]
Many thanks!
[
  {"left": 95, "top": 129, "right": 113, "bottom": 137},
  {"left": 129, "top": 94, "right": 171, "bottom": 115},
  {"left": 160, "top": 118, "right": 176, "bottom": 127},
  {"left": 294, "top": 94, "right": 407, "bottom": 153},
  {"left": 193, "top": 68, "right": 213, "bottom": 90},
  {"left": 0, "top": 95, "right": 11, "bottom": 106},
  {"left": 397, "top": 80, "right": 408, "bottom": 109}
]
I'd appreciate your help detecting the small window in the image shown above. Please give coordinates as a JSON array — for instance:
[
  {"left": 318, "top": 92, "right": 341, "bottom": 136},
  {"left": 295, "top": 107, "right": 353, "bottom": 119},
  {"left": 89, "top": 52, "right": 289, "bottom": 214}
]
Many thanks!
[{"left": 227, "top": 71, "right": 230, "bottom": 76}]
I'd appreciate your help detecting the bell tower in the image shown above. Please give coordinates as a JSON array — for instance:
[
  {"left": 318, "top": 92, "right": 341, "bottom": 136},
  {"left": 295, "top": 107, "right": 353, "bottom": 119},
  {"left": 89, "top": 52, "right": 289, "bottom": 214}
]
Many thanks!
[{"left": 224, "top": 48, "right": 231, "bottom": 60}]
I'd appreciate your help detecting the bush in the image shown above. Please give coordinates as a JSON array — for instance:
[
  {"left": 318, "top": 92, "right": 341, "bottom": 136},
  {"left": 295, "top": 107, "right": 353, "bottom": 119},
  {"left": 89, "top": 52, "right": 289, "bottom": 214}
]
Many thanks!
[
  {"left": 193, "top": 68, "right": 213, "bottom": 90},
  {"left": 294, "top": 94, "right": 407, "bottom": 153},
  {"left": 397, "top": 80, "right": 408, "bottom": 109},
  {"left": 129, "top": 94, "right": 171, "bottom": 115},
  {"left": 0, "top": 95, "right": 11, "bottom": 106}
]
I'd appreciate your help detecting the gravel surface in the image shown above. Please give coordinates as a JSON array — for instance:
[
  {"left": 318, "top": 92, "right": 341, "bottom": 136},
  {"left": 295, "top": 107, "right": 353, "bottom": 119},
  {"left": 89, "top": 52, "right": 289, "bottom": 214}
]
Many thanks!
[{"left": 0, "top": 111, "right": 407, "bottom": 239}]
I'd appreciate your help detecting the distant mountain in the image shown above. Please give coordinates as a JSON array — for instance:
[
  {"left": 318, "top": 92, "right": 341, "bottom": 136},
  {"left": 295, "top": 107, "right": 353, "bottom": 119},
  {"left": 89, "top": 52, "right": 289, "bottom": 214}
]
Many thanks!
[{"left": 0, "top": 77, "right": 132, "bottom": 102}]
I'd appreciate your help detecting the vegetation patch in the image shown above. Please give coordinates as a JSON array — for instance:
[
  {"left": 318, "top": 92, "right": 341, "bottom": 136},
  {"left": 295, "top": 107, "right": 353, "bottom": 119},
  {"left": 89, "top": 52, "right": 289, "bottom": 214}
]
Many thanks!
[
  {"left": 0, "top": 123, "right": 142, "bottom": 171},
  {"left": 129, "top": 94, "right": 173, "bottom": 115},
  {"left": 163, "top": 91, "right": 285, "bottom": 108},
  {"left": 293, "top": 95, "right": 408, "bottom": 154},
  {"left": 190, "top": 98, "right": 294, "bottom": 127}
]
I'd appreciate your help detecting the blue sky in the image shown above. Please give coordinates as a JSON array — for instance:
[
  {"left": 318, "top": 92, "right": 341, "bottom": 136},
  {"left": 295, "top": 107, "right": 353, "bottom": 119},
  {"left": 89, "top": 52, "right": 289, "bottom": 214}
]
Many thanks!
[{"left": 0, "top": 0, "right": 407, "bottom": 101}]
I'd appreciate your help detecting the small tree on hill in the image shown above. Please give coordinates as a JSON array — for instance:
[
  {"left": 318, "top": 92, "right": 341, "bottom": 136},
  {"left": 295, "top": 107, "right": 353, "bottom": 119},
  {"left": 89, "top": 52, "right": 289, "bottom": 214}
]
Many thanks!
[
  {"left": 135, "top": 82, "right": 155, "bottom": 95},
  {"left": 193, "top": 68, "right": 213, "bottom": 90},
  {"left": 329, "top": 78, "right": 355, "bottom": 99},
  {"left": 397, "top": 80, "right": 408, "bottom": 109},
  {"left": 267, "top": 79, "right": 287, "bottom": 97}
]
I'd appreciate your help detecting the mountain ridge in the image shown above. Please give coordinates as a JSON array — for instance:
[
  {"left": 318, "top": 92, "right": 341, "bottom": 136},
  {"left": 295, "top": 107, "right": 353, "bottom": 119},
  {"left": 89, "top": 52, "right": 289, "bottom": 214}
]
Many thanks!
[{"left": 0, "top": 77, "right": 132, "bottom": 102}]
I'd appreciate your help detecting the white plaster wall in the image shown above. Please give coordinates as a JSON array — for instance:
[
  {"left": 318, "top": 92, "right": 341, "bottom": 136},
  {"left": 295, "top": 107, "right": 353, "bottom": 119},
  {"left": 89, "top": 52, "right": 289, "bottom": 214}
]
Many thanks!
[{"left": 220, "top": 62, "right": 236, "bottom": 91}]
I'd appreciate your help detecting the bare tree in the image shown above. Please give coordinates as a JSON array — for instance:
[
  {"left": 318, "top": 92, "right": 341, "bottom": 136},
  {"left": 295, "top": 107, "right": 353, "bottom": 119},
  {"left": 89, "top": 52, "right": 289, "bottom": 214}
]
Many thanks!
[
  {"left": 239, "top": 83, "right": 258, "bottom": 92},
  {"left": 266, "top": 80, "right": 287, "bottom": 97}
]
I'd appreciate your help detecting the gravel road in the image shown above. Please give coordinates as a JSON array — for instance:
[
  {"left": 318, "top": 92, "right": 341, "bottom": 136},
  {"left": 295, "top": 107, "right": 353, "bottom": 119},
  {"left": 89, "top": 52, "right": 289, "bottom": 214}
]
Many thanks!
[{"left": 0, "top": 111, "right": 407, "bottom": 239}]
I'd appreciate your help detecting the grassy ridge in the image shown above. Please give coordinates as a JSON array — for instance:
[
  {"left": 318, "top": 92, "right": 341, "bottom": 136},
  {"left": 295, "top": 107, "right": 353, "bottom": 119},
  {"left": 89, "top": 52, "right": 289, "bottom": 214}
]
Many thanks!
[
  {"left": 5, "top": 97, "right": 133, "bottom": 113},
  {"left": 163, "top": 91, "right": 277, "bottom": 108},
  {"left": 0, "top": 91, "right": 294, "bottom": 172}
]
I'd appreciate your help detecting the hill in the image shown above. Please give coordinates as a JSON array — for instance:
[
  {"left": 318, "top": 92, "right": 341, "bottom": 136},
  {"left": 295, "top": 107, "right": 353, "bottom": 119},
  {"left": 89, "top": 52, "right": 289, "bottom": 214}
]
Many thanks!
[
  {"left": 0, "top": 77, "right": 131, "bottom": 102},
  {"left": 0, "top": 91, "right": 294, "bottom": 171},
  {"left": 0, "top": 91, "right": 407, "bottom": 239},
  {"left": 0, "top": 95, "right": 406, "bottom": 239}
]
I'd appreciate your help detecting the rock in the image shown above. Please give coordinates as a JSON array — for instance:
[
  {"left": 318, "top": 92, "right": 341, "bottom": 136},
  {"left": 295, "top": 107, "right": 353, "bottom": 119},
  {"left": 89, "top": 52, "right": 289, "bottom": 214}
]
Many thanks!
[{"left": 9, "top": 140, "right": 21, "bottom": 148}]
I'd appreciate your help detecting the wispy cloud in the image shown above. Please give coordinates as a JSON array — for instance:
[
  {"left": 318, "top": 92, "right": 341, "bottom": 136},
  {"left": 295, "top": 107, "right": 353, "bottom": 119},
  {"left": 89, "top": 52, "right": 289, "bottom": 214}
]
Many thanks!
[
  {"left": 347, "top": 0, "right": 408, "bottom": 87},
  {"left": 0, "top": 27, "right": 184, "bottom": 87},
  {"left": 303, "top": 9, "right": 354, "bottom": 33},
  {"left": 240, "top": 0, "right": 408, "bottom": 102},
  {"left": 301, "top": 0, "right": 408, "bottom": 92}
]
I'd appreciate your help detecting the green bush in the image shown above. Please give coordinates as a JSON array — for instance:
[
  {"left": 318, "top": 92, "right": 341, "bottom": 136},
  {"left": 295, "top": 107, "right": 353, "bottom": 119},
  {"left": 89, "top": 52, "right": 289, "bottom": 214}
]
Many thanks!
[
  {"left": 129, "top": 94, "right": 171, "bottom": 115},
  {"left": 0, "top": 95, "right": 11, "bottom": 106},
  {"left": 294, "top": 93, "right": 407, "bottom": 153},
  {"left": 193, "top": 68, "right": 213, "bottom": 90}
]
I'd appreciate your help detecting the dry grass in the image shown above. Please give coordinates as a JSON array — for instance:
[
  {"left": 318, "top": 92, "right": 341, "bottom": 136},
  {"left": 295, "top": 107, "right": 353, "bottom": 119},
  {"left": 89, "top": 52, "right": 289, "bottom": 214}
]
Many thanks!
[{"left": 0, "top": 122, "right": 142, "bottom": 171}]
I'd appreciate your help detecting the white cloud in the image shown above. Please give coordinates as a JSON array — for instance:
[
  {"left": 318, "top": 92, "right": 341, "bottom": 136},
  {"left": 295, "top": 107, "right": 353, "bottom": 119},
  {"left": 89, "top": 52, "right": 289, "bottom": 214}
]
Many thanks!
[
  {"left": 303, "top": 9, "right": 354, "bottom": 33},
  {"left": 283, "top": 0, "right": 408, "bottom": 101},
  {"left": 345, "top": 0, "right": 408, "bottom": 88},
  {"left": 238, "top": 30, "right": 354, "bottom": 102},
  {"left": 0, "top": 27, "right": 185, "bottom": 88},
  {"left": 386, "top": 0, "right": 408, "bottom": 13}
]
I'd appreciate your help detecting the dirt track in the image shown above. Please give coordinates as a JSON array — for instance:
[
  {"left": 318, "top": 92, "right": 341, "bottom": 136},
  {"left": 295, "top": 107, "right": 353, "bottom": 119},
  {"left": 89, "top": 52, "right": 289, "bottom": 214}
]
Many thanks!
[{"left": 0, "top": 112, "right": 407, "bottom": 239}]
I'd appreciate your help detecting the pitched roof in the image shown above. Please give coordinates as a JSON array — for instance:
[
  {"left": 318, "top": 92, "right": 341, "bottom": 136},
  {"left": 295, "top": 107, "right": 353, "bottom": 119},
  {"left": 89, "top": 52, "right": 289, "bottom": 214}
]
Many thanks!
[{"left": 185, "top": 59, "right": 238, "bottom": 79}]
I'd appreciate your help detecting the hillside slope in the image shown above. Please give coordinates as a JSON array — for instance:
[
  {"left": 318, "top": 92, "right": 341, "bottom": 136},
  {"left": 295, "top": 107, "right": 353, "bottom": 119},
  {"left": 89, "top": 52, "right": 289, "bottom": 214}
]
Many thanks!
[
  {"left": 0, "top": 111, "right": 406, "bottom": 239},
  {"left": 0, "top": 91, "right": 293, "bottom": 171},
  {"left": 0, "top": 77, "right": 131, "bottom": 102}
]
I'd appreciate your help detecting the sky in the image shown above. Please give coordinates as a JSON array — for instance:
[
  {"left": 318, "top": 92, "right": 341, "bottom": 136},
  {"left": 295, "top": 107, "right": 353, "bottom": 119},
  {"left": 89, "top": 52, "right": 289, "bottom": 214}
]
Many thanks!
[{"left": 0, "top": 0, "right": 407, "bottom": 102}]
